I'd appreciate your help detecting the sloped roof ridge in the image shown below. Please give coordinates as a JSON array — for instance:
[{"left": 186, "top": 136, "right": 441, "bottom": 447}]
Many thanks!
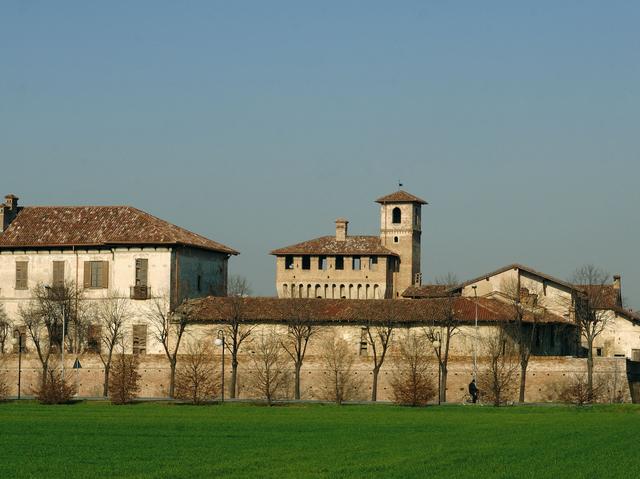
[
  {"left": 452, "top": 263, "right": 575, "bottom": 292},
  {"left": 0, "top": 205, "right": 238, "bottom": 254},
  {"left": 270, "top": 234, "right": 399, "bottom": 256},
  {"left": 375, "top": 190, "right": 428, "bottom": 205}
]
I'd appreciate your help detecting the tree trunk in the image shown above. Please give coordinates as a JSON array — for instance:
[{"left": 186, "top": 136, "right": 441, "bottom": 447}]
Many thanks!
[
  {"left": 294, "top": 362, "right": 301, "bottom": 400},
  {"left": 41, "top": 363, "right": 49, "bottom": 389},
  {"left": 519, "top": 361, "right": 527, "bottom": 403},
  {"left": 371, "top": 367, "right": 379, "bottom": 402},
  {"left": 103, "top": 365, "right": 110, "bottom": 397},
  {"left": 440, "top": 366, "right": 448, "bottom": 403},
  {"left": 587, "top": 338, "right": 594, "bottom": 397},
  {"left": 169, "top": 362, "right": 176, "bottom": 398},
  {"left": 230, "top": 359, "right": 238, "bottom": 399}
]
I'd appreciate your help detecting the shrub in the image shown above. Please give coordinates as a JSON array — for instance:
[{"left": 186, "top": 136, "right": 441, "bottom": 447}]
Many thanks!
[
  {"left": 390, "top": 332, "right": 436, "bottom": 406},
  {"left": 109, "top": 353, "right": 141, "bottom": 404},
  {"left": 559, "top": 374, "right": 604, "bottom": 406},
  {"left": 319, "top": 332, "right": 362, "bottom": 404},
  {"left": 174, "top": 342, "right": 218, "bottom": 404},
  {"left": 34, "top": 369, "right": 77, "bottom": 404}
]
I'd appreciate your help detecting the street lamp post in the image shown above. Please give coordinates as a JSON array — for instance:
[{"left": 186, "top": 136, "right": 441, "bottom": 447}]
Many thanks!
[
  {"left": 12, "top": 332, "right": 23, "bottom": 400},
  {"left": 472, "top": 285, "right": 478, "bottom": 383},
  {"left": 214, "top": 330, "right": 225, "bottom": 403},
  {"left": 432, "top": 332, "right": 441, "bottom": 405}
]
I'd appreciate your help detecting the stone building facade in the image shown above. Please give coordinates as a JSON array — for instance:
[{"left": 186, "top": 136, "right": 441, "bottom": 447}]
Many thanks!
[
  {"left": 0, "top": 194, "right": 238, "bottom": 356},
  {"left": 271, "top": 190, "right": 427, "bottom": 299}
]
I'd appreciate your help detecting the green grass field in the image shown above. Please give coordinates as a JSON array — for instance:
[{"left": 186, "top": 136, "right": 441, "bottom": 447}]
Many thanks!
[{"left": 1, "top": 402, "right": 639, "bottom": 478}]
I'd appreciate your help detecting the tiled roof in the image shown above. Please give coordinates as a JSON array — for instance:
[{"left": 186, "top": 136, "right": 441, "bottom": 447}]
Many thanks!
[
  {"left": 181, "top": 297, "right": 570, "bottom": 325},
  {"left": 375, "top": 190, "right": 428, "bottom": 205},
  {"left": 270, "top": 235, "right": 398, "bottom": 256},
  {"left": 0, "top": 206, "right": 238, "bottom": 254},
  {"left": 574, "top": 284, "right": 622, "bottom": 309},
  {"left": 402, "top": 284, "right": 458, "bottom": 298}
]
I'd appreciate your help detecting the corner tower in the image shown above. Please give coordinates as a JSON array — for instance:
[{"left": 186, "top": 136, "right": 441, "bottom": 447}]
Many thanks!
[{"left": 376, "top": 190, "right": 427, "bottom": 297}]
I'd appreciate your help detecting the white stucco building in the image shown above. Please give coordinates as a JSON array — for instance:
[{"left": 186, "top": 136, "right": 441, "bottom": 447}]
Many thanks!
[{"left": 0, "top": 194, "right": 238, "bottom": 355}]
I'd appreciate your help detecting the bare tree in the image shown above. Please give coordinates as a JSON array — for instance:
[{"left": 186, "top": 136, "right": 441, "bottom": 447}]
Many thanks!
[
  {"left": 174, "top": 341, "right": 218, "bottom": 404},
  {"left": 147, "top": 294, "right": 189, "bottom": 398},
  {"left": 249, "top": 329, "right": 289, "bottom": 405},
  {"left": 109, "top": 349, "right": 142, "bottom": 404},
  {"left": 500, "top": 277, "right": 544, "bottom": 403},
  {"left": 0, "top": 356, "right": 9, "bottom": 400},
  {"left": 362, "top": 301, "right": 397, "bottom": 401},
  {"left": 571, "top": 265, "right": 612, "bottom": 397},
  {"left": 0, "top": 303, "right": 10, "bottom": 354},
  {"left": 95, "top": 291, "right": 131, "bottom": 397},
  {"left": 281, "top": 301, "right": 321, "bottom": 400},
  {"left": 319, "top": 331, "right": 361, "bottom": 404},
  {"left": 424, "top": 273, "right": 460, "bottom": 403},
  {"left": 18, "top": 283, "right": 70, "bottom": 386},
  {"left": 391, "top": 330, "right": 436, "bottom": 406},
  {"left": 479, "top": 324, "right": 519, "bottom": 406},
  {"left": 220, "top": 275, "right": 255, "bottom": 399}
]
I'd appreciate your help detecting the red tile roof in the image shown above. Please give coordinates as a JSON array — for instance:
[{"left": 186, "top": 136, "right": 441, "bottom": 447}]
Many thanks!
[
  {"left": 270, "top": 235, "right": 398, "bottom": 256},
  {"left": 402, "top": 284, "right": 458, "bottom": 298},
  {"left": 0, "top": 206, "right": 238, "bottom": 254},
  {"left": 182, "top": 297, "right": 570, "bottom": 325},
  {"left": 375, "top": 190, "right": 428, "bottom": 205}
]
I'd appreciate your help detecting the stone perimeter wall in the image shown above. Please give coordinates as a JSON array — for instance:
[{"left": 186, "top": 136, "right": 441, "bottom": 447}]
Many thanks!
[{"left": 0, "top": 354, "right": 631, "bottom": 403}]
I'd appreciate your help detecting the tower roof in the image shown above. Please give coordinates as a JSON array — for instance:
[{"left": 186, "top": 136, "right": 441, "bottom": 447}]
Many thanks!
[{"left": 375, "top": 190, "right": 428, "bottom": 205}]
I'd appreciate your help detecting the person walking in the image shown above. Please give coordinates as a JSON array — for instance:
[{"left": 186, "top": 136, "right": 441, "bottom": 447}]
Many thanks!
[{"left": 468, "top": 379, "right": 479, "bottom": 404}]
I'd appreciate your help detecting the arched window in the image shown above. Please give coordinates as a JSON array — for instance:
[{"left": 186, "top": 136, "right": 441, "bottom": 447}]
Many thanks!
[{"left": 392, "top": 207, "right": 401, "bottom": 224}]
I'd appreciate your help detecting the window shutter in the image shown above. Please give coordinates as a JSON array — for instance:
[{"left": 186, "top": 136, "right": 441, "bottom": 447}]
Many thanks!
[
  {"left": 135, "top": 259, "right": 148, "bottom": 287},
  {"left": 15, "top": 261, "right": 28, "bottom": 289},
  {"left": 101, "top": 261, "right": 109, "bottom": 288},
  {"left": 83, "top": 262, "right": 91, "bottom": 288},
  {"left": 53, "top": 261, "right": 65, "bottom": 287}
]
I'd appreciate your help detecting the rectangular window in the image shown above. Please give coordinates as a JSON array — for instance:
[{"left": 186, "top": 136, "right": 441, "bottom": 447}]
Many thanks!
[
  {"left": 632, "top": 349, "right": 640, "bottom": 362},
  {"left": 15, "top": 261, "right": 28, "bottom": 290},
  {"left": 335, "top": 256, "right": 344, "bottom": 270},
  {"left": 389, "top": 257, "right": 400, "bottom": 273},
  {"left": 318, "top": 256, "right": 327, "bottom": 270},
  {"left": 135, "top": 259, "right": 148, "bottom": 286},
  {"left": 352, "top": 256, "right": 361, "bottom": 270},
  {"left": 84, "top": 261, "right": 109, "bottom": 289},
  {"left": 301, "top": 256, "right": 311, "bottom": 270},
  {"left": 595, "top": 347, "right": 603, "bottom": 357},
  {"left": 87, "top": 324, "right": 102, "bottom": 353},
  {"left": 285, "top": 256, "right": 294, "bottom": 269},
  {"left": 132, "top": 325, "right": 147, "bottom": 355},
  {"left": 52, "top": 261, "right": 65, "bottom": 288},
  {"left": 369, "top": 256, "right": 378, "bottom": 271}
]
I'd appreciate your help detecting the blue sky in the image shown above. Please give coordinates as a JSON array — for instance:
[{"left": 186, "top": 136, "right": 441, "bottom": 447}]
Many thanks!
[{"left": 2, "top": 1, "right": 639, "bottom": 307}]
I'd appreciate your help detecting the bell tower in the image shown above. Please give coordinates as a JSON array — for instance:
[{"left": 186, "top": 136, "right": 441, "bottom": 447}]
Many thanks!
[{"left": 376, "top": 190, "right": 427, "bottom": 297}]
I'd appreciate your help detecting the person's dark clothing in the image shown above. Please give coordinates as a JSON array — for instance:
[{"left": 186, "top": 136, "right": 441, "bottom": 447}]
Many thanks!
[{"left": 468, "top": 381, "right": 479, "bottom": 403}]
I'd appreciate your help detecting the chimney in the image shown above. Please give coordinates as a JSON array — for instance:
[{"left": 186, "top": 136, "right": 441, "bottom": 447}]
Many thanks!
[
  {"left": 613, "top": 274, "right": 621, "bottom": 290},
  {"left": 335, "top": 218, "right": 349, "bottom": 242},
  {"left": 1, "top": 194, "right": 19, "bottom": 233},
  {"left": 613, "top": 275, "right": 622, "bottom": 307}
]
